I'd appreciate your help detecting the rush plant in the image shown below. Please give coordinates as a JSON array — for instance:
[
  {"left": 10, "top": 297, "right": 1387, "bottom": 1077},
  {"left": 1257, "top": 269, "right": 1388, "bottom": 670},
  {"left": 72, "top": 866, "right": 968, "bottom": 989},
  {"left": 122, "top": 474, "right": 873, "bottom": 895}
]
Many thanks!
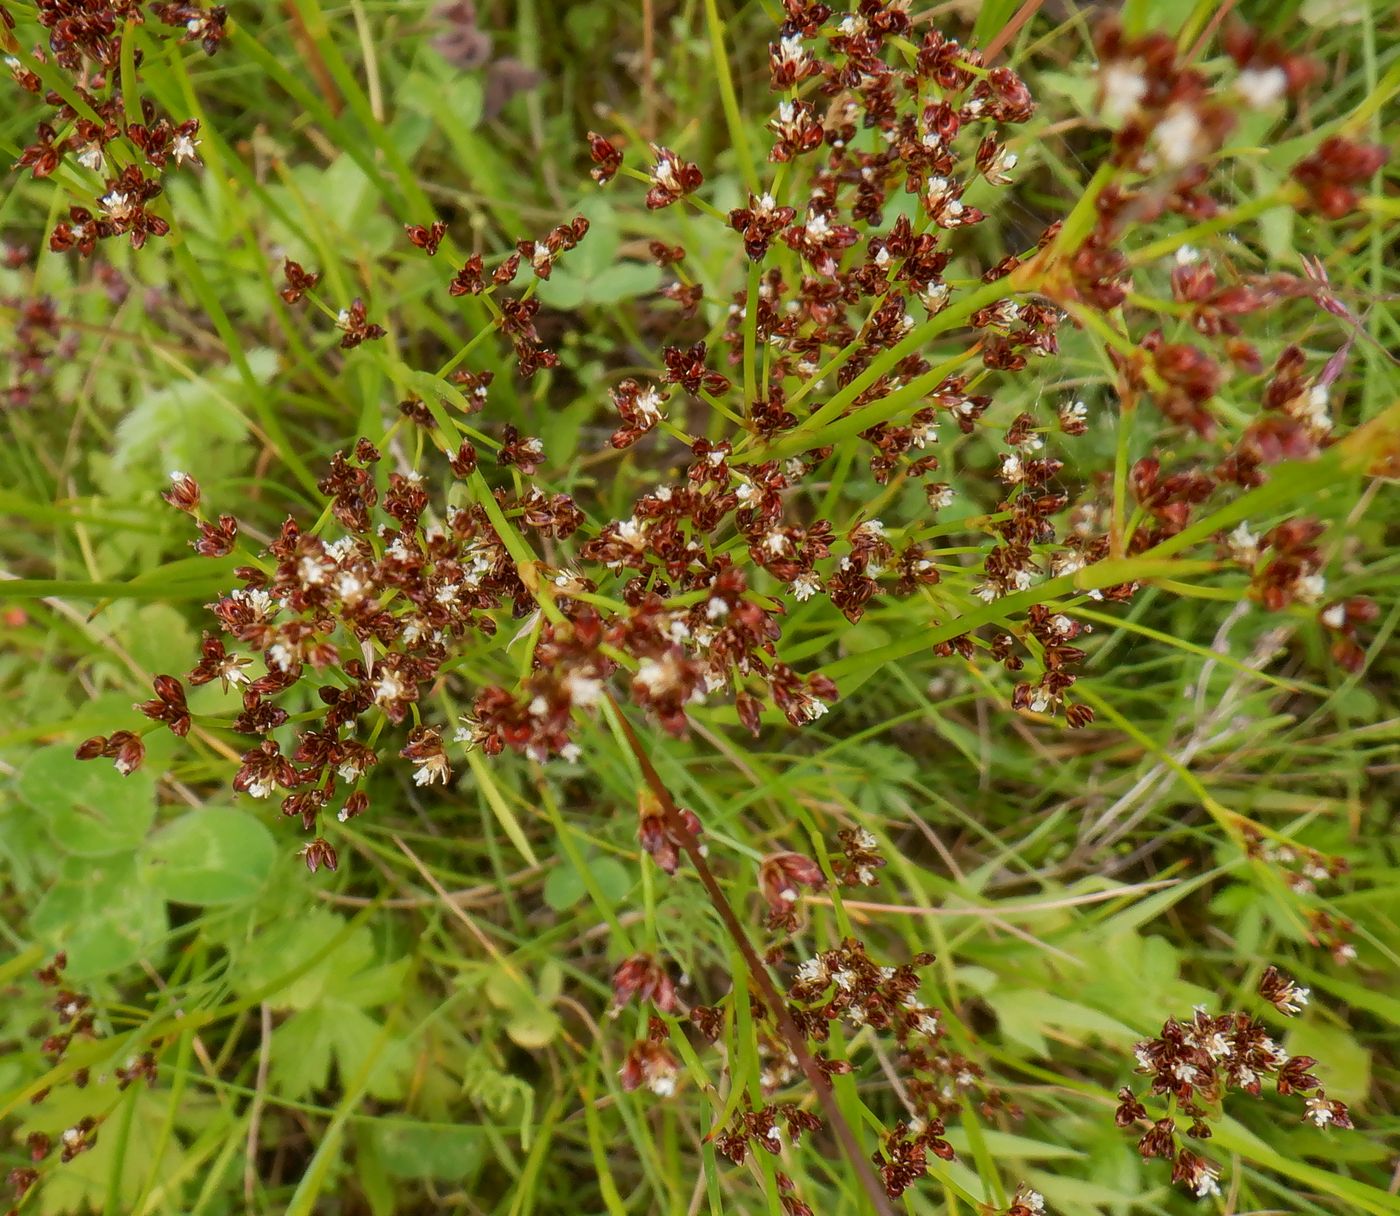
[{"left": 1, "top": 2, "right": 1396, "bottom": 1214}]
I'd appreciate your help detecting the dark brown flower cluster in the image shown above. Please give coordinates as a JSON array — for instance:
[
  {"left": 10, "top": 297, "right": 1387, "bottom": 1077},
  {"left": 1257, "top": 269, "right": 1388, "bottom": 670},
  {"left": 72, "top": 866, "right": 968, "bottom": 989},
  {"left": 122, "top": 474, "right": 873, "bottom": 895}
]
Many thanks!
[
  {"left": 0, "top": 282, "right": 78, "bottom": 409},
  {"left": 74, "top": 0, "right": 1378, "bottom": 882},
  {"left": 4, "top": 1, "right": 225, "bottom": 257},
  {"left": 1240, "top": 825, "right": 1358, "bottom": 964},
  {"left": 34, "top": 3, "right": 1384, "bottom": 1211},
  {"left": 1115, "top": 967, "right": 1351, "bottom": 1198},
  {"left": 669, "top": 933, "right": 987, "bottom": 1205},
  {"left": 5, "top": 953, "right": 160, "bottom": 1209}
]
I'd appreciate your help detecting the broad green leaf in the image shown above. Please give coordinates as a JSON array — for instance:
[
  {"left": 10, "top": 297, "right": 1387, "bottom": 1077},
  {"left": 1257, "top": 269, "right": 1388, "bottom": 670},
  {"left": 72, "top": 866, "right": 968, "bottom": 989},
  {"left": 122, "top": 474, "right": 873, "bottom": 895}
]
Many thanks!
[
  {"left": 544, "top": 854, "right": 631, "bottom": 911},
  {"left": 30, "top": 854, "right": 168, "bottom": 979},
  {"left": 989, "top": 991, "right": 1139, "bottom": 1052},
  {"left": 370, "top": 1122, "right": 485, "bottom": 1181},
  {"left": 272, "top": 1004, "right": 411, "bottom": 1101},
  {"left": 115, "top": 603, "right": 199, "bottom": 685},
  {"left": 107, "top": 348, "right": 277, "bottom": 489},
  {"left": 505, "top": 1004, "right": 561, "bottom": 1050},
  {"left": 1285, "top": 1019, "right": 1372, "bottom": 1106},
  {"left": 17, "top": 1085, "right": 189, "bottom": 1215},
  {"left": 18, "top": 743, "right": 158, "bottom": 858},
  {"left": 270, "top": 1005, "right": 336, "bottom": 1097},
  {"left": 143, "top": 806, "right": 278, "bottom": 905}
]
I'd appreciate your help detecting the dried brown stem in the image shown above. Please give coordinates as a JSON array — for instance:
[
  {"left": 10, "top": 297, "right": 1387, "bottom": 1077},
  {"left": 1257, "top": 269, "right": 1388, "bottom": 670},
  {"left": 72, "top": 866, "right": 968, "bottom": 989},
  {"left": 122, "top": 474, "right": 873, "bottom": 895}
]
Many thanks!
[{"left": 983, "top": 0, "right": 1044, "bottom": 64}]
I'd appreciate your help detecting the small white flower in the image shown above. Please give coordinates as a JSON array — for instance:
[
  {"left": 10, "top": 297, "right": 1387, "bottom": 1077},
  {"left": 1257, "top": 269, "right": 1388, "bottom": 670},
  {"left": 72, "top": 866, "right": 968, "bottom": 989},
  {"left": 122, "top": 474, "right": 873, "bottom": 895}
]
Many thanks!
[
  {"left": 1237, "top": 65, "right": 1287, "bottom": 109},
  {"left": 267, "top": 641, "right": 297, "bottom": 672},
  {"left": 635, "top": 659, "right": 669, "bottom": 694},
  {"left": 775, "top": 34, "right": 808, "bottom": 68},
  {"left": 100, "top": 191, "right": 136, "bottom": 221},
  {"left": 919, "top": 282, "right": 950, "bottom": 314},
  {"left": 1296, "top": 573, "right": 1327, "bottom": 604},
  {"left": 1320, "top": 603, "right": 1346, "bottom": 629},
  {"left": 373, "top": 670, "right": 407, "bottom": 705},
  {"left": 635, "top": 385, "right": 665, "bottom": 422},
  {"left": 1227, "top": 522, "right": 1260, "bottom": 566},
  {"left": 651, "top": 153, "right": 683, "bottom": 193},
  {"left": 412, "top": 754, "right": 451, "bottom": 787},
  {"left": 1298, "top": 383, "right": 1332, "bottom": 433},
  {"left": 1152, "top": 105, "right": 1204, "bottom": 170},
  {"left": 77, "top": 143, "right": 104, "bottom": 172},
  {"left": 172, "top": 132, "right": 201, "bottom": 165},
  {"left": 1100, "top": 62, "right": 1148, "bottom": 122},
  {"left": 565, "top": 673, "right": 604, "bottom": 708},
  {"left": 1000, "top": 453, "right": 1025, "bottom": 484},
  {"left": 1193, "top": 1164, "right": 1221, "bottom": 1199},
  {"left": 298, "top": 554, "right": 330, "bottom": 586}
]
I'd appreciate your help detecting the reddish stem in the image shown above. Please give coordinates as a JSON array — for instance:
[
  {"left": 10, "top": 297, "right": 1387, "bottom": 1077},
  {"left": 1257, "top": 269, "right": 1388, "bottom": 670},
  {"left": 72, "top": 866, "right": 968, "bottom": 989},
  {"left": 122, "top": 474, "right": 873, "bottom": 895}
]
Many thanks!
[{"left": 608, "top": 696, "right": 895, "bottom": 1216}]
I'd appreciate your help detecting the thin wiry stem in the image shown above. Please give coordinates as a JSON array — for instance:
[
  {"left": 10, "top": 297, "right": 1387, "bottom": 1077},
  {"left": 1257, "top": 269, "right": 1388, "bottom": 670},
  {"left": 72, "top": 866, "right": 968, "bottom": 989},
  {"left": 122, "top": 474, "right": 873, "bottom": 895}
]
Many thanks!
[{"left": 607, "top": 695, "right": 896, "bottom": 1216}]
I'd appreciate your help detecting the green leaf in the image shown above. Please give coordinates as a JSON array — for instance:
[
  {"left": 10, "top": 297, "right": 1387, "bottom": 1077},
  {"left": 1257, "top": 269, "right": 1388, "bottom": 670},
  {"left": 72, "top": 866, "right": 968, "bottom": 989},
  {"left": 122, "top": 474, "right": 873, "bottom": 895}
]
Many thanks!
[
  {"left": 324, "top": 1004, "right": 413, "bottom": 1100},
  {"left": 17, "top": 1084, "right": 189, "bottom": 1215},
  {"left": 353, "top": 1125, "right": 397, "bottom": 1216},
  {"left": 370, "top": 1122, "right": 485, "bottom": 1182},
  {"left": 236, "top": 909, "right": 375, "bottom": 1009},
  {"left": 116, "top": 603, "right": 199, "bottom": 685},
  {"left": 400, "top": 68, "right": 483, "bottom": 132},
  {"left": 107, "top": 348, "right": 277, "bottom": 489},
  {"left": 985, "top": 985, "right": 1136, "bottom": 1052},
  {"left": 534, "top": 200, "right": 659, "bottom": 308},
  {"left": 272, "top": 1004, "right": 411, "bottom": 1101},
  {"left": 18, "top": 744, "right": 157, "bottom": 858},
  {"left": 30, "top": 854, "right": 168, "bottom": 980},
  {"left": 143, "top": 806, "right": 278, "bottom": 905},
  {"left": 1285, "top": 1019, "right": 1372, "bottom": 1106},
  {"left": 943, "top": 1129, "right": 1085, "bottom": 1161},
  {"left": 971, "top": 0, "right": 1020, "bottom": 47},
  {"left": 484, "top": 964, "right": 562, "bottom": 1048},
  {"left": 270, "top": 1005, "right": 336, "bottom": 1098},
  {"left": 544, "top": 854, "right": 630, "bottom": 911},
  {"left": 505, "top": 1004, "right": 561, "bottom": 1050}
]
